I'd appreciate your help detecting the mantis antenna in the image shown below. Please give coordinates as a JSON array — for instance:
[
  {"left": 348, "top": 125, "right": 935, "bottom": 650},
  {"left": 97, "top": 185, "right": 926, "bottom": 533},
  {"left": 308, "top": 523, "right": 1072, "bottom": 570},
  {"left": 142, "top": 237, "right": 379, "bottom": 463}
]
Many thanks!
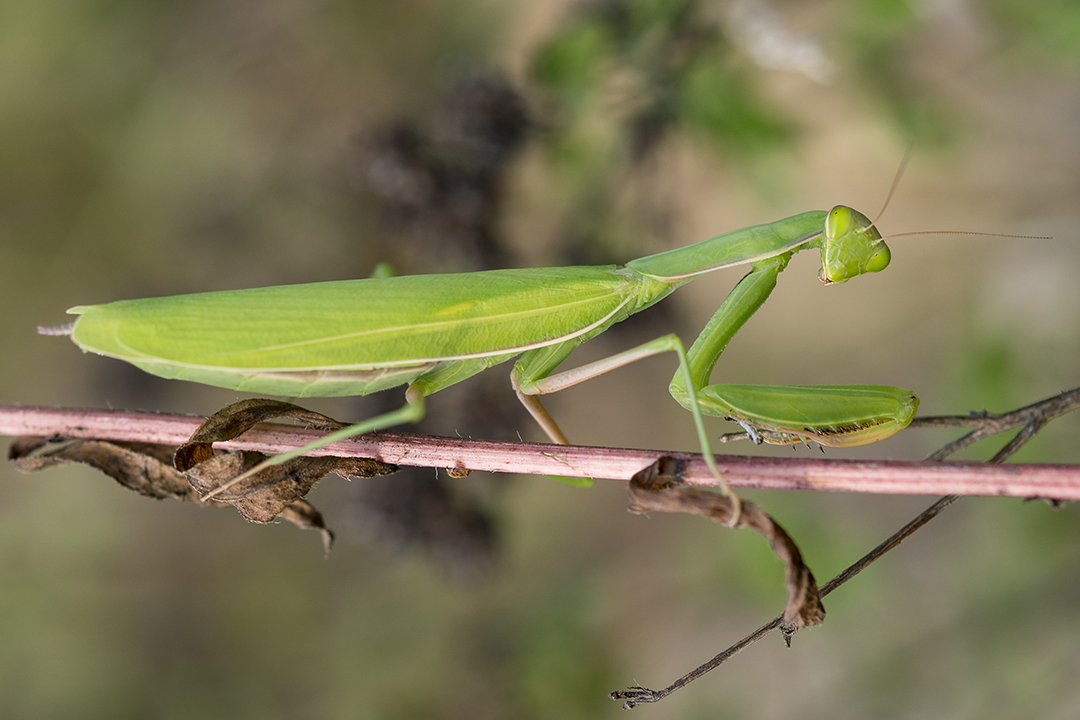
[{"left": 870, "top": 147, "right": 1050, "bottom": 243}]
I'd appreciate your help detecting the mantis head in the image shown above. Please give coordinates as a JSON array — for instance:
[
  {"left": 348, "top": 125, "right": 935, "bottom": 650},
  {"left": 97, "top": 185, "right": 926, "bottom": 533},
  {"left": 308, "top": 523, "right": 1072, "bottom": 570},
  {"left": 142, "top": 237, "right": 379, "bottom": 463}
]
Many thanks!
[{"left": 819, "top": 205, "right": 891, "bottom": 285}]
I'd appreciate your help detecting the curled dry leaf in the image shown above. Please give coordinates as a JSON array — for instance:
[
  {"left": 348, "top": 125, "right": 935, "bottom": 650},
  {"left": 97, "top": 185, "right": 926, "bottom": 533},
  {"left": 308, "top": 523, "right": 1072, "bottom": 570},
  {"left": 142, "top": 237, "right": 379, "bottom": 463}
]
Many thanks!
[
  {"left": 183, "top": 449, "right": 396, "bottom": 524},
  {"left": 174, "top": 398, "right": 350, "bottom": 471},
  {"left": 628, "top": 457, "right": 825, "bottom": 636},
  {"left": 10, "top": 437, "right": 196, "bottom": 500},
  {"left": 172, "top": 399, "right": 399, "bottom": 548},
  {"left": 7, "top": 436, "right": 344, "bottom": 553}
]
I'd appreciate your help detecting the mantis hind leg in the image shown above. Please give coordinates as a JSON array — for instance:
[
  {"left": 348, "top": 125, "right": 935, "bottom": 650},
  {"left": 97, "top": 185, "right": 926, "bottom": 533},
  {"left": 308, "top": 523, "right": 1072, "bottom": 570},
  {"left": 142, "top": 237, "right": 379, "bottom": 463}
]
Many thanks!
[
  {"left": 513, "top": 381, "right": 570, "bottom": 445},
  {"left": 200, "top": 386, "right": 427, "bottom": 501},
  {"left": 201, "top": 356, "right": 514, "bottom": 500}
]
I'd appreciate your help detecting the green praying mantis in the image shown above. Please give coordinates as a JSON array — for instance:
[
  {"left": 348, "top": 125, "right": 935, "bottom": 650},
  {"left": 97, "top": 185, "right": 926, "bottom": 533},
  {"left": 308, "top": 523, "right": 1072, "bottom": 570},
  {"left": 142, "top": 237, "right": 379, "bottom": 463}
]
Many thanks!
[{"left": 45, "top": 200, "right": 924, "bottom": 520}]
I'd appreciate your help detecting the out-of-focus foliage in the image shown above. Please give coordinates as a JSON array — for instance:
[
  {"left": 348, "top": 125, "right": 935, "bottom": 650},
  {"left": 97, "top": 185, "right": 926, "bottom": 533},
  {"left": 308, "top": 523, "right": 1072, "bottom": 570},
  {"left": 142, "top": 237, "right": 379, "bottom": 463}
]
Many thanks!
[
  {"left": 533, "top": 0, "right": 792, "bottom": 158},
  {"left": 986, "top": 0, "right": 1080, "bottom": 62},
  {"left": 531, "top": 0, "right": 795, "bottom": 260}
]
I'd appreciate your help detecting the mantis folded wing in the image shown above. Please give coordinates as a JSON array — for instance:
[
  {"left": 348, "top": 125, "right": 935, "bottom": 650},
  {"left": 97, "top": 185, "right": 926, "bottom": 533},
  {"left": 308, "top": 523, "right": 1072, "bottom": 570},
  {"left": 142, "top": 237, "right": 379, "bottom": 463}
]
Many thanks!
[{"left": 47, "top": 205, "right": 919, "bottom": 515}]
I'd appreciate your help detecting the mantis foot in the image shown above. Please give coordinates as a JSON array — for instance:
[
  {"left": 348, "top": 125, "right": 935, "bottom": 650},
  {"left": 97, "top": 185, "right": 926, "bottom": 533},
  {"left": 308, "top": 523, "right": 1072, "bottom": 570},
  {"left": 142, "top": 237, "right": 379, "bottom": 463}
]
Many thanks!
[
  {"left": 609, "top": 685, "right": 664, "bottom": 709},
  {"left": 727, "top": 416, "right": 763, "bottom": 445}
]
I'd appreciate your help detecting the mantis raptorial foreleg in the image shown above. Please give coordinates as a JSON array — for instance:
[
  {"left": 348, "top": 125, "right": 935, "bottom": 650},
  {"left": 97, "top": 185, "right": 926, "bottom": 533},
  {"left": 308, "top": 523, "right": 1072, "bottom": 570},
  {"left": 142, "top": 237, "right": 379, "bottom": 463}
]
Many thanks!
[
  {"left": 669, "top": 254, "right": 788, "bottom": 410},
  {"left": 670, "top": 252, "right": 919, "bottom": 447}
]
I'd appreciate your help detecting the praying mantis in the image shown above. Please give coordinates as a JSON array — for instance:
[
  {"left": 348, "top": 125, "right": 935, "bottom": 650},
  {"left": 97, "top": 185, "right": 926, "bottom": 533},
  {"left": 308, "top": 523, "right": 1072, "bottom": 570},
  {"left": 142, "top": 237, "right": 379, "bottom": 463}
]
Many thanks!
[{"left": 45, "top": 202, "right": 921, "bottom": 518}]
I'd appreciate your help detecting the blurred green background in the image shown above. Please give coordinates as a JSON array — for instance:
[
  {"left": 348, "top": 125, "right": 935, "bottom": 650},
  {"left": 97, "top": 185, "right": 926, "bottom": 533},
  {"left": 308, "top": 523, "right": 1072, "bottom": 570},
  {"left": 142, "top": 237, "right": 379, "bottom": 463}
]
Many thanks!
[{"left": 2, "top": 1, "right": 1079, "bottom": 718}]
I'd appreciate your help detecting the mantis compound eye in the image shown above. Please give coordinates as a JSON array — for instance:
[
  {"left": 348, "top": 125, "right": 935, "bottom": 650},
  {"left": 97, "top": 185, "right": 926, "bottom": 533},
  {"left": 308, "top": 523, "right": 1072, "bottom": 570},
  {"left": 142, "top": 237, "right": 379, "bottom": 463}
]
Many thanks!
[
  {"left": 864, "top": 242, "right": 891, "bottom": 274},
  {"left": 825, "top": 205, "right": 855, "bottom": 239}
]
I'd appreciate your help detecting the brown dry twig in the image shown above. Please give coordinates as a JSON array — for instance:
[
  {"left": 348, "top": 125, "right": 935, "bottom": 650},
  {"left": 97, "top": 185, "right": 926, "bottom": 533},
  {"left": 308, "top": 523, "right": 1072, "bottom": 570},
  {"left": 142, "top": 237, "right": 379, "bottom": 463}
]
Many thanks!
[
  {"left": 610, "top": 386, "right": 1080, "bottom": 708},
  {"left": 627, "top": 457, "right": 825, "bottom": 636}
]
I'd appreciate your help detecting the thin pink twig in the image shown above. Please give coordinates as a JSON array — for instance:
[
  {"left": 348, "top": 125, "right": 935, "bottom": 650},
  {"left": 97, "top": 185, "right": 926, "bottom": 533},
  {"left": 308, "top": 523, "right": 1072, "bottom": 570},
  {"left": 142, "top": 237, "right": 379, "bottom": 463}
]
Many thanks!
[{"left": 2, "top": 404, "right": 1078, "bottom": 500}]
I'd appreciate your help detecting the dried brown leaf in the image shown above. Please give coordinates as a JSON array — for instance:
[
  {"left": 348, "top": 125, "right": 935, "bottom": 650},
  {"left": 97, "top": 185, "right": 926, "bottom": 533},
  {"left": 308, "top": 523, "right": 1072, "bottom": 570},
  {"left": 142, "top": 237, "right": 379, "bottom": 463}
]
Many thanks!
[
  {"left": 171, "top": 399, "right": 398, "bottom": 548},
  {"left": 183, "top": 449, "right": 396, "bottom": 523},
  {"left": 10, "top": 436, "right": 197, "bottom": 500},
  {"left": 8, "top": 435, "right": 341, "bottom": 548},
  {"left": 628, "top": 457, "right": 825, "bottom": 635},
  {"left": 174, "top": 398, "right": 347, "bottom": 472}
]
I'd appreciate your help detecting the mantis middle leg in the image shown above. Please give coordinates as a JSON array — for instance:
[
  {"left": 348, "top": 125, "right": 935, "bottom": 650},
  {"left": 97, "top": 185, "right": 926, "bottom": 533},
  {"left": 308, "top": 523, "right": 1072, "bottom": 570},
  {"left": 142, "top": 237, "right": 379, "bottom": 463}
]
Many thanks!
[{"left": 512, "top": 331, "right": 743, "bottom": 522}]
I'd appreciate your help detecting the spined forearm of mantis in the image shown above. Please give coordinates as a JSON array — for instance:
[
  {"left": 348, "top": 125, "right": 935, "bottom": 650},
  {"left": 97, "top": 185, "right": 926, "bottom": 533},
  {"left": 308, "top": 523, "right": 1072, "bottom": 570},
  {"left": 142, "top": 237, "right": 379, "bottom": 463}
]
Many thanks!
[{"left": 44, "top": 204, "right": 925, "bottom": 519}]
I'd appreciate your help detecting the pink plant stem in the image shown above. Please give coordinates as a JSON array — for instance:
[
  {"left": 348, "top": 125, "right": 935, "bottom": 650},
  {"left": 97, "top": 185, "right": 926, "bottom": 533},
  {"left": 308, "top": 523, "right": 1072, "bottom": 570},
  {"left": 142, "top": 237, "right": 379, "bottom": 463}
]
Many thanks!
[{"left": 2, "top": 404, "right": 1079, "bottom": 499}]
